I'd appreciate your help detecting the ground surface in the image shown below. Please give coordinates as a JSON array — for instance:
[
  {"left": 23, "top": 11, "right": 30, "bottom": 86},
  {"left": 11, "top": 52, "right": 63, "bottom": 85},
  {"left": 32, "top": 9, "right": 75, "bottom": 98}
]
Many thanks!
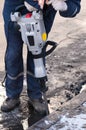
[{"left": 0, "top": 0, "right": 86, "bottom": 130}]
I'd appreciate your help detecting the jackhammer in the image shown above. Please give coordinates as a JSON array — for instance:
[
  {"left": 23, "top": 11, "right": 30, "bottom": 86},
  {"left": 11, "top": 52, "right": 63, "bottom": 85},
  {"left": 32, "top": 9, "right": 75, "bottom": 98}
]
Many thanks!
[{"left": 11, "top": 5, "right": 57, "bottom": 115}]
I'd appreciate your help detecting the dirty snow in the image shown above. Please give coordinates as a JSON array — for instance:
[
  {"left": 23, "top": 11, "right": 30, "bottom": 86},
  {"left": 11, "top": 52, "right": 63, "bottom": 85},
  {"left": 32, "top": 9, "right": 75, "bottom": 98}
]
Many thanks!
[
  {"left": 47, "top": 113, "right": 86, "bottom": 130},
  {"left": 59, "top": 113, "right": 86, "bottom": 130},
  {"left": 80, "top": 84, "right": 86, "bottom": 93}
]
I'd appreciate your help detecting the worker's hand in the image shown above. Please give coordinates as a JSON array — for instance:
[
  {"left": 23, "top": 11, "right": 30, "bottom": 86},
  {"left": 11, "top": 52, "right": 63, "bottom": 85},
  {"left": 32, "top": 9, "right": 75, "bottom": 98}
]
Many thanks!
[
  {"left": 46, "top": 0, "right": 67, "bottom": 11},
  {"left": 24, "top": 1, "right": 37, "bottom": 12}
]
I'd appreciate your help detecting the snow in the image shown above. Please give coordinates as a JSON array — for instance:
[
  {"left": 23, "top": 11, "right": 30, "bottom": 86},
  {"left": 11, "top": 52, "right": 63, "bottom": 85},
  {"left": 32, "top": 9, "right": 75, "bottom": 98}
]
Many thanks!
[
  {"left": 80, "top": 84, "right": 86, "bottom": 93},
  {"left": 48, "top": 113, "right": 86, "bottom": 130},
  {"left": 59, "top": 113, "right": 86, "bottom": 130}
]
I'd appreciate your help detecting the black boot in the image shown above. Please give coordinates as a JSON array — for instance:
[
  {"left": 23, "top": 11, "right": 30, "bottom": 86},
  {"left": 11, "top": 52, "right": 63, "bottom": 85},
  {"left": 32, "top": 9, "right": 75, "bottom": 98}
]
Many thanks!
[
  {"left": 28, "top": 98, "right": 47, "bottom": 114},
  {"left": 1, "top": 98, "right": 20, "bottom": 112}
]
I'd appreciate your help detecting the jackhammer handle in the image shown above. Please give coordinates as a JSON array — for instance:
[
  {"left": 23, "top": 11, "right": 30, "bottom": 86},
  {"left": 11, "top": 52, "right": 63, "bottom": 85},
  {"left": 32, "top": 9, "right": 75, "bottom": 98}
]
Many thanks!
[
  {"left": 15, "top": 4, "right": 41, "bottom": 13},
  {"left": 15, "top": 5, "right": 25, "bottom": 12},
  {"left": 44, "top": 41, "right": 57, "bottom": 56}
]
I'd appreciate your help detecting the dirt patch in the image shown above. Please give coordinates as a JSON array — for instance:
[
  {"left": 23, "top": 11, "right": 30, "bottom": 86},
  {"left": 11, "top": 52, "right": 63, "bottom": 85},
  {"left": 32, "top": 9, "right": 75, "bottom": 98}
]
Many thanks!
[{"left": 46, "top": 33, "right": 86, "bottom": 112}]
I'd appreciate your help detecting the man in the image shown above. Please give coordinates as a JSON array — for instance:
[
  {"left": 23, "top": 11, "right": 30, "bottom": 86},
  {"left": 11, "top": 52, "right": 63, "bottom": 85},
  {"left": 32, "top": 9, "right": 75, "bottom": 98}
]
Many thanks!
[{"left": 1, "top": 0, "right": 81, "bottom": 113}]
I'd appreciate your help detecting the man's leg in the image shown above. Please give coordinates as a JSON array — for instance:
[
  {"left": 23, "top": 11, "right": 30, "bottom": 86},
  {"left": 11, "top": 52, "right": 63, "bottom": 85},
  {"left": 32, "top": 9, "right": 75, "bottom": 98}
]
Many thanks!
[
  {"left": 1, "top": 1, "right": 24, "bottom": 112},
  {"left": 5, "top": 23, "right": 24, "bottom": 99}
]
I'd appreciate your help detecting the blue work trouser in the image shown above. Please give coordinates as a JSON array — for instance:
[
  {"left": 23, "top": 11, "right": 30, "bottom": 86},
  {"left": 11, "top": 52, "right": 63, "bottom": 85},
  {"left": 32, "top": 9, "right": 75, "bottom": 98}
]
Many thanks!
[{"left": 3, "top": 0, "right": 56, "bottom": 99}]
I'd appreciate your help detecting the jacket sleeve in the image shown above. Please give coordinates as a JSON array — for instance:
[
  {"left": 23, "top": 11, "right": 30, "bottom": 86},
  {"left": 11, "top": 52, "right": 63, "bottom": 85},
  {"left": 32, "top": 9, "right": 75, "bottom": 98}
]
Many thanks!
[{"left": 59, "top": 0, "right": 81, "bottom": 17}]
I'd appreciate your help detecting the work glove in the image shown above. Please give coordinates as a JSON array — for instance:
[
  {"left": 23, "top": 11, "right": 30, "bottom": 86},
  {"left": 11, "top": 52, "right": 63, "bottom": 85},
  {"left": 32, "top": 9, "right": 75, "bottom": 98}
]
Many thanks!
[
  {"left": 46, "top": 0, "right": 68, "bottom": 11},
  {"left": 24, "top": 1, "right": 37, "bottom": 12}
]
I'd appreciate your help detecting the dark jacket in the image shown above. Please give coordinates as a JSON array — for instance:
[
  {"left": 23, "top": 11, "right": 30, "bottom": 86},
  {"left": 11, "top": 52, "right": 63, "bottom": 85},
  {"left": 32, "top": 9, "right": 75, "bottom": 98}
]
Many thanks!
[{"left": 60, "top": 0, "right": 81, "bottom": 17}]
